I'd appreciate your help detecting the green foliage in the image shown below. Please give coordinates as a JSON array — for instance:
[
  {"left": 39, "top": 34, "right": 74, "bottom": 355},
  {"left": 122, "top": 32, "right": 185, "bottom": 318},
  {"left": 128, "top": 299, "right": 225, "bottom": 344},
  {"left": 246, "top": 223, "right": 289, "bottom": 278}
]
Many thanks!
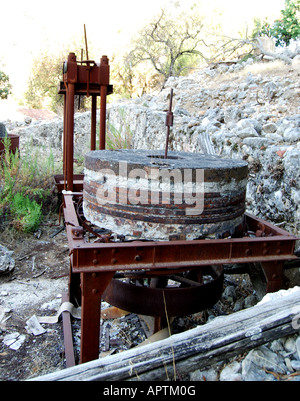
[
  {"left": 0, "top": 138, "right": 57, "bottom": 232},
  {"left": 24, "top": 37, "right": 92, "bottom": 113},
  {"left": 252, "top": 18, "right": 274, "bottom": 38},
  {"left": 24, "top": 51, "right": 64, "bottom": 112},
  {"left": 111, "top": 5, "right": 207, "bottom": 96},
  {"left": 0, "top": 70, "right": 12, "bottom": 100},
  {"left": 253, "top": 0, "right": 300, "bottom": 46},
  {"left": 129, "top": 7, "right": 205, "bottom": 86},
  {"left": 271, "top": 0, "right": 300, "bottom": 46},
  {"left": 10, "top": 193, "right": 42, "bottom": 233}
]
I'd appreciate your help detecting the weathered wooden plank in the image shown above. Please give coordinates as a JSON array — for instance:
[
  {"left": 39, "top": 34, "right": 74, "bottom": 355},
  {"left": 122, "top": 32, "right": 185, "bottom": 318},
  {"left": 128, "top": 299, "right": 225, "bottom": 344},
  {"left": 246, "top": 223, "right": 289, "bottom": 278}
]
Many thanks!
[{"left": 29, "top": 288, "right": 300, "bottom": 381}]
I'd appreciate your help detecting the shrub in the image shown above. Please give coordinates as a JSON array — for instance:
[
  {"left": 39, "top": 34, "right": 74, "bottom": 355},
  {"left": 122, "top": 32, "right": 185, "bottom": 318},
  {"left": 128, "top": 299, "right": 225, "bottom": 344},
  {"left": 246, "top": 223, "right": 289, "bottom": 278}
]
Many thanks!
[
  {"left": 0, "top": 70, "right": 12, "bottom": 100},
  {"left": 10, "top": 193, "right": 42, "bottom": 233},
  {"left": 0, "top": 138, "right": 57, "bottom": 232}
]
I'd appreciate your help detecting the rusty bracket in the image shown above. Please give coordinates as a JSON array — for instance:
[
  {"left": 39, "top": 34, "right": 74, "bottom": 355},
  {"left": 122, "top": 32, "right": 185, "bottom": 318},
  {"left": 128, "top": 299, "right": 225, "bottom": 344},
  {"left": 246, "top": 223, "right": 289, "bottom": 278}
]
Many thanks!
[{"left": 71, "top": 226, "right": 84, "bottom": 240}]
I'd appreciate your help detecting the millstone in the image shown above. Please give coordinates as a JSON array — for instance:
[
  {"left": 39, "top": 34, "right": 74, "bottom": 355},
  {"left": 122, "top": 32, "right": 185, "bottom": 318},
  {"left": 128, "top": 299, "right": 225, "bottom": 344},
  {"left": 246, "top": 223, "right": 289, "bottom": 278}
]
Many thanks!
[{"left": 83, "top": 149, "right": 248, "bottom": 240}]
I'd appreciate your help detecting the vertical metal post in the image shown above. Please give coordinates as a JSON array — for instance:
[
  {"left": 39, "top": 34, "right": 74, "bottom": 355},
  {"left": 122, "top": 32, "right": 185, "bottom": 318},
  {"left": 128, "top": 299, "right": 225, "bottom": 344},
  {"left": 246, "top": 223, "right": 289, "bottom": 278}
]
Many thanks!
[
  {"left": 63, "top": 94, "right": 67, "bottom": 190},
  {"left": 262, "top": 261, "right": 285, "bottom": 293},
  {"left": 99, "top": 56, "right": 109, "bottom": 150},
  {"left": 91, "top": 95, "right": 97, "bottom": 150},
  {"left": 80, "top": 271, "right": 114, "bottom": 364},
  {"left": 62, "top": 292, "right": 76, "bottom": 367},
  {"left": 66, "top": 83, "right": 75, "bottom": 192},
  {"left": 80, "top": 285, "right": 101, "bottom": 363},
  {"left": 165, "top": 88, "right": 174, "bottom": 159},
  {"left": 99, "top": 86, "right": 107, "bottom": 150}
]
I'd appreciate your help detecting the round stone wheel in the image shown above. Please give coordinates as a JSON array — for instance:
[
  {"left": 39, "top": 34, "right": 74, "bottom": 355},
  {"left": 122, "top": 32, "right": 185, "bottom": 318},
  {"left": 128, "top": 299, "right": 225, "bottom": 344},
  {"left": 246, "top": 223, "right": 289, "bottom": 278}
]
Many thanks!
[{"left": 83, "top": 150, "right": 248, "bottom": 240}]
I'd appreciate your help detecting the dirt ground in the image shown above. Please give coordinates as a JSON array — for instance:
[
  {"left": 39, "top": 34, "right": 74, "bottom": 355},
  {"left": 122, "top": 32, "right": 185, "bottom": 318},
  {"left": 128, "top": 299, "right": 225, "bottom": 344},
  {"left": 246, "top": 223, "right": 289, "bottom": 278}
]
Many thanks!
[{"left": 0, "top": 215, "right": 71, "bottom": 381}]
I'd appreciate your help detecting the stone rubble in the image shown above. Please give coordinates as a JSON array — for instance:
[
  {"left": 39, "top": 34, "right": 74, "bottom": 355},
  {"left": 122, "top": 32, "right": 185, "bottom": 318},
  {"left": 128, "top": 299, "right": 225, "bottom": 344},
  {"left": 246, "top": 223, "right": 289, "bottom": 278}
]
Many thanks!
[
  {"left": 190, "top": 288, "right": 300, "bottom": 382},
  {"left": 0, "top": 245, "right": 15, "bottom": 276}
]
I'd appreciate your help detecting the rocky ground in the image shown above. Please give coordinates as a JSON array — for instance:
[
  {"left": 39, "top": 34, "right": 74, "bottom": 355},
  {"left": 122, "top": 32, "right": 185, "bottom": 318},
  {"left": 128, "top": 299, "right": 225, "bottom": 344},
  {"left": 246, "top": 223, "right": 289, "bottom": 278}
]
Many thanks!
[{"left": 0, "top": 219, "right": 69, "bottom": 380}]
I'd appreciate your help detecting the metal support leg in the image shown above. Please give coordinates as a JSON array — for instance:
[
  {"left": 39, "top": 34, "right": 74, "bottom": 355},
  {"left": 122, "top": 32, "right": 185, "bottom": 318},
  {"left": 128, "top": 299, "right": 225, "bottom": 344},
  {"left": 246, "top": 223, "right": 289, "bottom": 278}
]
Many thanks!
[
  {"left": 63, "top": 94, "right": 67, "bottom": 190},
  {"left": 91, "top": 95, "right": 97, "bottom": 150},
  {"left": 80, "top": 271, "right": 114, "bottom": 364},
  {"left": 261, "top": 261, "right": 285, "bottom": 293},
  {"left": 99, "top": 85, "right": 107, "bottom": 150},
  {"left": 66, "top": 83, "right": 75, "bottom": 191},
  {"left": 62, "top": 292, "right": 76, "bottom": 368}
]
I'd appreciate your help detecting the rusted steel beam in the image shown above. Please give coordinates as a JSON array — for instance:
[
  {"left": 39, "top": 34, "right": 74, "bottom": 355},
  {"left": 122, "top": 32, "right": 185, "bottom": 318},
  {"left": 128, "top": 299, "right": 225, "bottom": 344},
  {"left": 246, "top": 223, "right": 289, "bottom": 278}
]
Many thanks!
[
  {"left": 58, "top": 82, "right": 113, "bottom": 96},
  {"left": 63, "top": 95, "right": 67, "bottom": 190},
  {"left": 61, "top": 292, "right": 76, "bottom": 368},
  {"left": 99, "top": 56, "right": 110, "bottom": 150},
  {"left": 261, "top": 261, "right": 285, "bottom": 293},
  {"left": 80, "top": 271, "right": 114, "bottom": 364},
  {"left": 69, "top": 223, "right": 297, "bottom": 272},
  {"left": 71, "top": 238, "right": 297, "bottom": 274},
  {"left": 91, "top": 95, "right": 97, "bottom": 151},
  {"left": 66, "top": 82, "right": 75, "bottom": 191},
  {"left": 100, "top": 85, "right": 107, "bottom": 150}
]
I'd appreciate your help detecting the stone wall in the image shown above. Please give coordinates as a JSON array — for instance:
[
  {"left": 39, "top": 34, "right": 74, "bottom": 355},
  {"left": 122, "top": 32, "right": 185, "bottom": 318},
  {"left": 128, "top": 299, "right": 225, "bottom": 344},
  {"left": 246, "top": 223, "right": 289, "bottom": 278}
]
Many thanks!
[{"left": 3, "top": 111, "right": 92, "bottom": 159}]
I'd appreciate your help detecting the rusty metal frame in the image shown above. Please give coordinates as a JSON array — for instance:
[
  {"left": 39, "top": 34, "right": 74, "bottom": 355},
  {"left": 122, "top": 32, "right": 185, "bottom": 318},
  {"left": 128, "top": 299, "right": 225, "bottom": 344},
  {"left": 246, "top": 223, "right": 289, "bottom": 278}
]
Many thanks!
[
  {"left": 56, "top": 52, "right": 113, "bottom": 192},
  {"left": 62, "top": 192, "right": 299, "bottom": 364}
]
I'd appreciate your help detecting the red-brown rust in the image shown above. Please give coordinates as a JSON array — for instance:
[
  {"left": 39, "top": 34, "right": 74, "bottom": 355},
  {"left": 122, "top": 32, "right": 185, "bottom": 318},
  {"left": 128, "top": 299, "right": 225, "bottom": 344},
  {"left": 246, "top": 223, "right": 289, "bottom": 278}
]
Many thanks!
[
  {"left": 103, "top": 266, "right": 224, "bottom": 318},
  {"left": 58, "top": 52, "right": 113, "bottom": 190},
  {"left": 63, "top": 193, "right": 299, "bottom": 364}
]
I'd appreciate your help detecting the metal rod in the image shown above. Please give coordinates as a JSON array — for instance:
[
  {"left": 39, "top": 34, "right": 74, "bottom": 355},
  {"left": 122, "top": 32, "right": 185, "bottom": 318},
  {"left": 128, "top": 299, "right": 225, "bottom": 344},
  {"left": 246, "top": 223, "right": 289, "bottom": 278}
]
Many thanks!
[
  {"left": 66, "top": 83, "right": 75, "bottom": 191},
  {"left": 62, "top": 292, "right": 76, "bottom": 367},
  {"left": 100, "top": 85, "right": 107, "bottom": 150},
  {"left": 91, "top": 95, "right": 97, "bottom": 150},
  {"left": 63, "top": 94, "right": 67, "bottom": 190},
  {"left": 164, "top": 88, "right": 174, "bottom": 159},
  {"left": 84, "top": 24, "right": 89, "bottom": 61}
]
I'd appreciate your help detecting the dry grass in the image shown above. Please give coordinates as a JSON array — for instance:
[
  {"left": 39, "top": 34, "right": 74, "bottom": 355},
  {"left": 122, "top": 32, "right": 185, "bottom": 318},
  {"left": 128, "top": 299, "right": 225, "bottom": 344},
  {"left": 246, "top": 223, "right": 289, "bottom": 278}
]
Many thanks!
[
  {"left": 241, "top": 59, "right": 300, "bottom": 77},
  {"left": 206, "top": 59, "right": 300, "bottom": 91}
]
